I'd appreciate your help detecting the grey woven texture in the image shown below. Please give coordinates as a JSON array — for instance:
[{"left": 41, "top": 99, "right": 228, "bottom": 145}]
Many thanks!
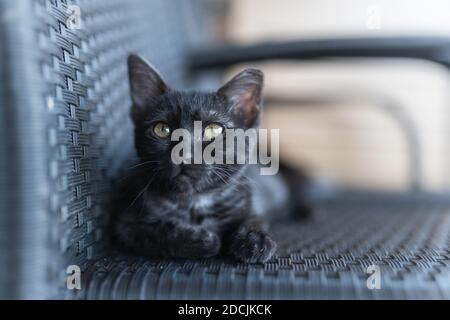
[
  {"left": 78, "top": 198, "right": 450, "bottom": 299},
  {"left": 1, "top": 0, "right": 449, "bottom": 300},
  {"left": 0, "top": 0, "right": 215, "bottom": 299}
]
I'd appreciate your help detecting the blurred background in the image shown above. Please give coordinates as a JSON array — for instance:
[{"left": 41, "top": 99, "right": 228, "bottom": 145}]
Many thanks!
[{"left": 204, "top": 0, "right": 450, "bottom": 192}]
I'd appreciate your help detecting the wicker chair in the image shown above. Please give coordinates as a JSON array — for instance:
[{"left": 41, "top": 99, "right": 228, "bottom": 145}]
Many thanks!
[{"left": 1, "top": 0, "right": 449, "bottom": 299}]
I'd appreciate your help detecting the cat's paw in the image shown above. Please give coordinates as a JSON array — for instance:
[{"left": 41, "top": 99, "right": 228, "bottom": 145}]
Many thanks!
[
  {"left": 177, "top": 228, "right": 221, "bottom": 259},
  {"left": 229, "top": 227, "right": 277, "bottom": 263}
]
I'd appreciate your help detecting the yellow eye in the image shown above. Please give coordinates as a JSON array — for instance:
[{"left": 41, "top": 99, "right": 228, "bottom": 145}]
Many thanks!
[
  {"left": 153, "top": 122, "right": 171, "bottom": 139},
  {"left": 204, "top": 123, "right": 223, "bottom": 140}
]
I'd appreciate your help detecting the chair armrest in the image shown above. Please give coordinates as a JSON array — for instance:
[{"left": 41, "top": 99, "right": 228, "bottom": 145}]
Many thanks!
[{"left": 188, "top": 36, "right": 450, "bottom": 71}]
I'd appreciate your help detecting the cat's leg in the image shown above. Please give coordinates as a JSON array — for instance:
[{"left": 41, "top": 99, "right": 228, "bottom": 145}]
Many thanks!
[
  {"left": 115, "top": 218, "right": 221, "bottom": 259},
  {"left": 227, "top": 217, "right": 277, "bottom": 263}
]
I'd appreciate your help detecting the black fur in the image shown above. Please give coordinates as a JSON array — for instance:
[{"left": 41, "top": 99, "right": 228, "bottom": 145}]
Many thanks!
[{"left": 112, "top": 55, "right": 309, "bottom": 263}]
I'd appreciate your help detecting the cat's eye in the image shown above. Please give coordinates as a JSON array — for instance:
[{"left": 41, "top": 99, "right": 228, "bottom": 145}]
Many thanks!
[
  {"left": 153, "top": 122, "right": 171, "bottom": 139},
  {"left": 203, "top": 123, "right": 223, "bottom": 140}
]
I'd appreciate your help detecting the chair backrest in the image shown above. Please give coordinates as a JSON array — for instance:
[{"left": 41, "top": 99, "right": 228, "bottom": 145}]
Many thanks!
[{"left": 0, "top": 0, "right": 217, "bottom": 299}]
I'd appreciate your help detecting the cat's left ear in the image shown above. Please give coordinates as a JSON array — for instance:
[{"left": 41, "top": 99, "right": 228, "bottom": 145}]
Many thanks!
[
  {"left": 218, "top": 68, "right": 264, "bottom": 128},
  {"left": 128, "top": 54, "right": 168, "bottom": 124}
]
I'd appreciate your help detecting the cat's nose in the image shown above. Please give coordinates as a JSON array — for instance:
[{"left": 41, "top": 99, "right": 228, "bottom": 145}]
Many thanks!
[
  {"left": 171, "top": 150, "right": 194, "bottom": 179},
  {"left": 171, "top": 162, "right": 195, "bottom": 179}
]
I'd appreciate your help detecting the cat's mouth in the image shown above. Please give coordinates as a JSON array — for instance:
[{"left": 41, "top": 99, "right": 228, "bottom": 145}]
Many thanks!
[
  {"left": 169, "top": 166, "right": 199, "bottom": 192},
  {"left": 171, "top": 165, "right": 194, "bottom": 181}
]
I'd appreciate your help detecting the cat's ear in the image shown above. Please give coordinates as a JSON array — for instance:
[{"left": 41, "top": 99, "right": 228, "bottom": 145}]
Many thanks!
[
  {"left": 218, "top": 68, "right": 264, "bottom": 127},
  {"left": 128, "top": 54, "right": 167, "bottom": 123}
]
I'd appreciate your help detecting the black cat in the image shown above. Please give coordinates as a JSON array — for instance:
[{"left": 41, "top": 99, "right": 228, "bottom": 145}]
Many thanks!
[{"left": 112, "top": 55, "right": 310, "bottom": 263}]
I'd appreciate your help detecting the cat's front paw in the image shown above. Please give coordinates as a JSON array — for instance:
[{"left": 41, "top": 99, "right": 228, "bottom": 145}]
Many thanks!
[
  {"left": 176, "top": 228, "right": 221, "bottom": 259},
  {"left": 229, "top": 227, "right": 277, "bottom": 263}
]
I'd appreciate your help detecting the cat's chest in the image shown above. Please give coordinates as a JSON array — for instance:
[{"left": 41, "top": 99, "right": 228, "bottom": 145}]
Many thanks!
[
  {"left": 190, "top": 189, "right": 244, "bottom": 225},
  {"left": 190, "top": 193, "right": 218, "bottom": 223},
  {"left": 192, "top": 194, "right": 215, "bottom": 212},
  {"left": 148, "top": 187, "right": 246, "bottom": 225}
]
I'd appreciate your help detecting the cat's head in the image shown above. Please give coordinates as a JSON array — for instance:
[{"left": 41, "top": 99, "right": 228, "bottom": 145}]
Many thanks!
[{"left": 127, "top": 54, "right": 263, "bottom": 193}]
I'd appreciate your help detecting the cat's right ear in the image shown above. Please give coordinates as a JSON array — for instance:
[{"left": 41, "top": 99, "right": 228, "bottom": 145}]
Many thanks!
[
  {"left": 217, "top": 68, "right": 264, "bottom": 128},
  {"left": 128, "top": 54, "right": 167, "bottom": 123}
]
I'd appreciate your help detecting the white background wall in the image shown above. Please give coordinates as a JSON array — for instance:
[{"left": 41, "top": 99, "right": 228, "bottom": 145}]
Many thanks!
[{"left": 225, "top": 0, "right": 450, "bottom": 191}]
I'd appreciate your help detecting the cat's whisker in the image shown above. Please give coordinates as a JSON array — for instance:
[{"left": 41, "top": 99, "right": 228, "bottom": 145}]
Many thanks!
[
  {"left": 126, "top": 183, "right": 150, "bottom": 212},
  {"left": 211, "top": 170, "right": 228, "bottom": 185},
  {"left": 125, "top": 168, "right": 160, "bottom": 211},
  {"left": 117, "top": 165, "right": 158, "bottom": 183},
  {"left": 127, "top": 160, "right": 160, "bottom": 170},
  {"left": 211, "top": 168, "right": 251, "bottom": 194},
  {"left": 213, "top": 166, "right": 264, "bottom": 194}
]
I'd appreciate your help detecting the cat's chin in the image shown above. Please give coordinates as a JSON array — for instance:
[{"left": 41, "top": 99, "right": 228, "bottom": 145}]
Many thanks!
[{"left": 170, "top": 173, "right": 196, "bottom": 193}]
